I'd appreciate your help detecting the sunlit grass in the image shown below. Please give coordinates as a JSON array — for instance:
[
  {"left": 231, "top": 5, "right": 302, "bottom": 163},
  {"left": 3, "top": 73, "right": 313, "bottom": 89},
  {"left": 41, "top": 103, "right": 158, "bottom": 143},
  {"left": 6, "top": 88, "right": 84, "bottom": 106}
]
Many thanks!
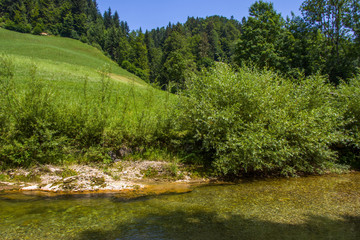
[
  {"left": 0, "top": 28, "right": 137, "bottom": 80},
  {"left": 0, "top": 29, "right": 178, "bottom": 167}
]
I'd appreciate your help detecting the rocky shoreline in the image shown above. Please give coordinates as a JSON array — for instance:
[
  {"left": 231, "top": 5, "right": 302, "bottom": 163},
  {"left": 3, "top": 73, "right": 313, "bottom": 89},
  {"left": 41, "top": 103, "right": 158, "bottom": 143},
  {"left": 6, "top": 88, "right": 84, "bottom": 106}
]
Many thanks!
[{"left": 0, "top": 161, "right": 210, "bottom": 194}]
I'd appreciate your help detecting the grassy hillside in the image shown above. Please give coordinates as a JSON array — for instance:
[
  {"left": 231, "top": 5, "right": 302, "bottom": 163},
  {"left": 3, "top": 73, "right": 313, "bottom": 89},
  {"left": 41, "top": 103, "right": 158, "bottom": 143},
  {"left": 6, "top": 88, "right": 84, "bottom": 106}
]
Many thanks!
[
  {"left": 0, "top": 29, "right": 177, "bottom": 168},
  {"left": 0, "top": 28, "right": 143, "bottom": 83}
]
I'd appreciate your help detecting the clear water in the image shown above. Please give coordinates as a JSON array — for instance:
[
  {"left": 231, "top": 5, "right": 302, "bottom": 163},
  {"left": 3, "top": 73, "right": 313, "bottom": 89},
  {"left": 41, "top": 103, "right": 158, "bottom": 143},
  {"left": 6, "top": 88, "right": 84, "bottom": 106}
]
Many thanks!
[{"left": 1, "top": 173, "right": 359, "bottom": 240}]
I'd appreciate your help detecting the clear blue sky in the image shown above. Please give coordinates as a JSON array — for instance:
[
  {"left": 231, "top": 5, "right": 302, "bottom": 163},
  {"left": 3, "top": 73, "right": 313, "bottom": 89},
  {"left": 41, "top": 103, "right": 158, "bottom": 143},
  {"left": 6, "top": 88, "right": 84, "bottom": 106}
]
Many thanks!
[{"left": 97, "top": 0, "right": 304, "bottom": 31}]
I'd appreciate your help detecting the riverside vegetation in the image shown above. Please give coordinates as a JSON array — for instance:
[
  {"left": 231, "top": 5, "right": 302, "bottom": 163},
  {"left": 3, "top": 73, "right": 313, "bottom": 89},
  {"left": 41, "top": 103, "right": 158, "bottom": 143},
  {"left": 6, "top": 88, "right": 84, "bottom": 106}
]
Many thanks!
[
  {"left": 0, "top": 29, "right": 178, "bottom": 172},
  {"left": 0, "top": 28, "right": 360, "bottom": 179},
  {"left": 0, "top": 0, "right": 360, "bottom": 178}
]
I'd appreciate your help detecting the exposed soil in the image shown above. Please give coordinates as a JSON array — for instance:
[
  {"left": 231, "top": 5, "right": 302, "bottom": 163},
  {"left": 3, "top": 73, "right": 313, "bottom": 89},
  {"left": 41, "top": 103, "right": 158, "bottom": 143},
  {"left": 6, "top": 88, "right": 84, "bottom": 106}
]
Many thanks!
[{"left": 0, "top": 161, "right": 210, "bottom": 193}]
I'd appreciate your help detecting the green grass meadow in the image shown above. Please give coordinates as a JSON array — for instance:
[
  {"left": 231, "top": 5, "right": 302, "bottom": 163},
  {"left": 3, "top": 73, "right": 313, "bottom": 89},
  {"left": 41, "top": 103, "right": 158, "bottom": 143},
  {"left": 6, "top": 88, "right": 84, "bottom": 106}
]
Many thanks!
[
  {"left": 0, "top": 28, "right": 136, "bottom": 79},
  {"left": 0, "top": 28, "right": 178, "bottom": 168}
]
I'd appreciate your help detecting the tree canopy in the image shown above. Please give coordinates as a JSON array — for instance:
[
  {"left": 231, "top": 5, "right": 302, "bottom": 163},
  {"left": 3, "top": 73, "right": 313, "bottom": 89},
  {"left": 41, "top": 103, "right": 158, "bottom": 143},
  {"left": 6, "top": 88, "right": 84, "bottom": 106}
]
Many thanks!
[{"left": 1, "top": 0, "right": 359, "bottom": 84}]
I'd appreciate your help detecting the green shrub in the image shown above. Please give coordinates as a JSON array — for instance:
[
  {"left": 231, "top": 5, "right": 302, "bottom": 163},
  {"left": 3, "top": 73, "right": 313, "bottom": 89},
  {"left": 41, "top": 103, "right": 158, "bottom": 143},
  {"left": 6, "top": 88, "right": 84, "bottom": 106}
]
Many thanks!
[
  {"left": 0, "top": 55, "right": 15, "bottom": 155},
  {"left": 0, "top": 63, "right": 70, "bottom": 166},
  {"left": 4, "top": 20, "right": 31, "bottom": 33},
  {"left": 121, "top": 60, "right": 149, "bottom": 81},
  {"left": 32, "top": 24, "right": 43, "bottom": 35},
  {"left": 70, "top": 30, "right": 80, "bottom": 40},
  {"left": 337, "top": 75, "right": 360, "bottom": 168},
  {"left": 80, "top": 35, "right": 88, "bottom": 43},
  {"left": 91, "top": 41, "right": 103, "bottom": 51},
  {"left": 178, "top": 63, "right": 346, "bottom": 176},
  {"left": 141, "top": 167, "right": 159, "bottom": 178},
  {"left": 59, "top": 168, "right": 78, "bottom": 178}
]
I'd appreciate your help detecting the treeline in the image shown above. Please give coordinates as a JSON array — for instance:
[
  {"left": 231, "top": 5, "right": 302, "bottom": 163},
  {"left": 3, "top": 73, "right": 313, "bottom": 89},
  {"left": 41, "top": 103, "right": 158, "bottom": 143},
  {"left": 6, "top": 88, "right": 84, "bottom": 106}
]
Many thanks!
[
  {"left": 2, "top": 0, "right": 359, "bottom": 85},
  {"left": 236, "top": 0, "right": 360, "bottom": 84},
  {"left": 0, "top": 0, "right": 242, "bottom": 86}
]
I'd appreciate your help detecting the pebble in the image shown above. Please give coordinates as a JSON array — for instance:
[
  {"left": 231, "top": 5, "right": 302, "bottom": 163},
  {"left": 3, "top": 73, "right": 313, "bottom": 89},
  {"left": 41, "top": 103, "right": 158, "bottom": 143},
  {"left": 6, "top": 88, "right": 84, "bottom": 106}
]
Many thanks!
[{"left": 22, "top": 185, "right": 39, "bottom": 190}]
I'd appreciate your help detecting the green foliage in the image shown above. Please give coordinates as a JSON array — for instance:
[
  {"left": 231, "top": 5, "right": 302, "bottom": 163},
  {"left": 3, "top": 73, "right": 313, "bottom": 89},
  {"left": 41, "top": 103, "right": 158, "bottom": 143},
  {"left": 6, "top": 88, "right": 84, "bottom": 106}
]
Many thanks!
[
  {"left": 58, "top": 168, "right": 78, "bottom": 178},
  {"left": 141, "top": 167, "right": 159, "bottom": 178},
  {"left": 4, "top": 20, "right": 31, "bottom": 33},
  {"left": 301, "top": 0, "right": 359, "bottom": 83},
  {"left": 0, "top": 62, "right": 70, "bottom": 167},
  {"left": 166, "top": 162, "right": 179, "bottom": 178},
  {"left": 0, "top": 174, "right": 10, "bottom": 181},
  {"left": 11, "top": 173, "right": 41, "bottom": 183},
  {"left": 1, "top": 2, "right": 360, "bottom": 176},
  {"left": 130, "top": 30, "right": 149, "bottom": 71},
  {"left": 161, "top": 31, "right": 196, "bottom": 88},
  {"left": 235, "top": 1, "right": 285, "bottom": 70},
  {"left": 282, "top": 14, "right": 326, "bottom": 77},
  {"left": 1, "top": 0, "right": 359, "bottom": 86},
  {"left": 121, "top": 60, "right": 149, "bottom": 81},
  {"left": 32, "top": 23, "right": 43, "bottom": 35},
  {"left": 337, "top": 75, "right": 360, "bottom": 168},
  {"left": 0, "top": 32, "right": 177, "bottom": 169},
  {"left": 0, "top": 28, "right": 136, "bottom": 80},
  {"left": 178, "top": 63, "right": 345, "bottom": 176},
  {"left": 339, "top": 75, "right": 360, "bottom": 146}
]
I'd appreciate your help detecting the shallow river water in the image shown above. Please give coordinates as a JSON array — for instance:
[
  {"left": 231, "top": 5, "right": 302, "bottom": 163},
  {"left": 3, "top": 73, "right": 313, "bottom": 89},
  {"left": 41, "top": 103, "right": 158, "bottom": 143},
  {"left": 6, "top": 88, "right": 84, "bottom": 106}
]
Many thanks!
[{"left": 1, "top": 173, "right": 359, "bottom": 240}]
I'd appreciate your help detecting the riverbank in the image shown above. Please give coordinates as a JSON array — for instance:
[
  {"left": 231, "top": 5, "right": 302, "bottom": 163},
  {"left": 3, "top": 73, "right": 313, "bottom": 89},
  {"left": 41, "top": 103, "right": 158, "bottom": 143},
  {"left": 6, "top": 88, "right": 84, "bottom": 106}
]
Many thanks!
[{"left": 0, "top": 161, "right": 213, "bottom": 194}]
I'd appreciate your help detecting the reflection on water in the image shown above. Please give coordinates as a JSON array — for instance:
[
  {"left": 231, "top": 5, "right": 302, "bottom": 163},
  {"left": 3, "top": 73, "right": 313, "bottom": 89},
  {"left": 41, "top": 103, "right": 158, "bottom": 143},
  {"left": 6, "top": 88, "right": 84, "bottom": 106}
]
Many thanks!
[{"left": 1, "top": 173, "right": 359, "bottom": 240}]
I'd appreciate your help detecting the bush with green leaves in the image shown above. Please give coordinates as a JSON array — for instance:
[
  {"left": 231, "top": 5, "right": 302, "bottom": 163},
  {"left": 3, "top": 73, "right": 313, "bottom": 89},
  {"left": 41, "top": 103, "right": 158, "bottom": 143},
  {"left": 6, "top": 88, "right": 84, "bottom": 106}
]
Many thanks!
[
  {"left": 32, "top": 24, "right": 44, "bottom": 35},
  {"left": 0, "top": 62, "right": 70, "bottom": 167},
  {"left": 178, "top": 63, "right": 346, "bottom": 176},
  {"left": 121, "top": 60, "right": 149, "bottom": 82},
  {"left": 0, "top": 55, "right": 14, "bottom": 145},
  {"left": 337, "top": 75, "right": 360, "bottom": 168},
  {"left": 4, "top": 20, "right": 31, "bottom": 33}
]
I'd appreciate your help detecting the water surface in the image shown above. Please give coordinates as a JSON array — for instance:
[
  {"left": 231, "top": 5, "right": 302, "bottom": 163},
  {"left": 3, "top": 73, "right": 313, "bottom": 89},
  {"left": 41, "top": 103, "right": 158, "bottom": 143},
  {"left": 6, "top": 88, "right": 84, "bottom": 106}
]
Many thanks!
[{"left": 1, "top": 173, "right": 359, "bottom": 239}]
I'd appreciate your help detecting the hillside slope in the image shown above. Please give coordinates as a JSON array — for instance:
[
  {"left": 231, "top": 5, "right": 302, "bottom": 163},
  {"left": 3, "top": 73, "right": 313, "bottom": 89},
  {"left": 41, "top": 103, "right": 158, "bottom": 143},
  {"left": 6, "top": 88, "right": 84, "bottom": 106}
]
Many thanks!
[
  {"left": 0, "top": 29, "right": 175, "bottom": 168},
  {"left": 0, "top": 28, "right": 144, "bottom": 85}
]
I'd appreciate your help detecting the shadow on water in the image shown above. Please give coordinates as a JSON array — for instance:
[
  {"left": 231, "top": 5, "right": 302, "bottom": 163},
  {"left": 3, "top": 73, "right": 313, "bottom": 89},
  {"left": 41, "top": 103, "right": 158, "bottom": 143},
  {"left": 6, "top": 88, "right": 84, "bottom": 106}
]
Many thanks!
[{"left": 75, "top": 210, "right": 360, "bottom": 240}]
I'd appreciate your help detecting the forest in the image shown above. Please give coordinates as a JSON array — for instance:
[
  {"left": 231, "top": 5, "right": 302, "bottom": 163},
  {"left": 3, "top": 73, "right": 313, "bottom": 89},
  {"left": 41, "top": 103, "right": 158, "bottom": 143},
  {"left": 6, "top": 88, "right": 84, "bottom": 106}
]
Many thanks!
[
  {"left": 0, "top": 0, "right": 360, "bottom": 176},
  {"left": 1, "top": 0, "right": 359, "bottom": 85}
]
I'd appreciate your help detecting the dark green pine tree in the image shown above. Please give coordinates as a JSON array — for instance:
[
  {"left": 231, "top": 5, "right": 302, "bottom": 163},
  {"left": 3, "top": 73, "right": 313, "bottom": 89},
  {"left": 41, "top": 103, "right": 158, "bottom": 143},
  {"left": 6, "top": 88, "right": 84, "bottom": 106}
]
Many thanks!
[
  {"left": 206, "top": 21, "right": 223, "bottom": 61},
  {"left": 103, "top": 7, "right": 113, "bottom": 29},
  {"left": 112, "top": 10, "right": 120, "bottom": 28},
  {"left": 104, "top": 26, "right": 121, "bottom": 61},
  {"left": 131, "top": 29, "right": 149, "bottom": 72},
  {"left": 61, "top": 12, "right": 74, "bottom": 37},
  {"left": 220, "top": 21, "right": 240, "bottom": 62},
  {"left": 161, "top": 31, "right": 195, "bottom": 88},
  {"left": 145, "top": 31, "right": 163, "bottom": 83}
]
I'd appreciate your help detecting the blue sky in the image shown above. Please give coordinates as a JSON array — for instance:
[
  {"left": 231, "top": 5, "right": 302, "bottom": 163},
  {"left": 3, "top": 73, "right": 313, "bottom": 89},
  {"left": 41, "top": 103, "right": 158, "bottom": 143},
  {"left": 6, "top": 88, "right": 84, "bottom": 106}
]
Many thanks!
[{"left": 97, "top": 0, "right": 304, "bottom": 31}]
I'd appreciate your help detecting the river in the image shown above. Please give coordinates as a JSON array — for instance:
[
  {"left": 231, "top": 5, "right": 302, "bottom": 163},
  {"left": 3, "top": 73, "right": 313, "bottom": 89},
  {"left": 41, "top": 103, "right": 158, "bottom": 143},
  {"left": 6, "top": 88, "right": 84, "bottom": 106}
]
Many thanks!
[{"left": 1, "top": 173, "right": 359, "bottom": 240}]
